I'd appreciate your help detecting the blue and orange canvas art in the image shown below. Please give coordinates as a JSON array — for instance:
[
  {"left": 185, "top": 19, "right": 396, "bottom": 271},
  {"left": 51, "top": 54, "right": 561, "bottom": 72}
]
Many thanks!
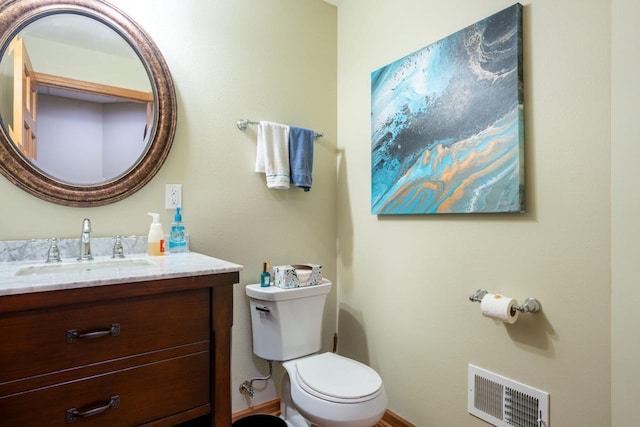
[{"left": 371, "top": 4, "right": 524, "bottom": 214}]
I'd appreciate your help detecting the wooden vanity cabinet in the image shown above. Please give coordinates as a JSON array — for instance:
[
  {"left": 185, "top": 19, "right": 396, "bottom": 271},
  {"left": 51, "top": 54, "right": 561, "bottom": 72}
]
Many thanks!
[{"left": 0, "top": 272, "right": 238, "bottom": 427}]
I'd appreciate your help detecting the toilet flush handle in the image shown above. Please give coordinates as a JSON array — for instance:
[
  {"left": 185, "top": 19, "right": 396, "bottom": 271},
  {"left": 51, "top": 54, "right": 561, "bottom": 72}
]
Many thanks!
[{"left": 255, "top": 306, "right": 270, "bottom": 313}]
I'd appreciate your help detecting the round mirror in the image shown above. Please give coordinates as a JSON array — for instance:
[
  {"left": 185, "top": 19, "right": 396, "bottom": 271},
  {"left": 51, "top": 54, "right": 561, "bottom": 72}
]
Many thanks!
[{"left": 0, "top": 0, "right": 176, "bottom": 206}]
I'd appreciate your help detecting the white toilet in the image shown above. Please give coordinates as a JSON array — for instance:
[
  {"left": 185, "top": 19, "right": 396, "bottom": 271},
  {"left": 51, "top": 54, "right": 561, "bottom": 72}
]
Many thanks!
[{"left": 246, "top": 279, "right": 387, "bottom": 427}]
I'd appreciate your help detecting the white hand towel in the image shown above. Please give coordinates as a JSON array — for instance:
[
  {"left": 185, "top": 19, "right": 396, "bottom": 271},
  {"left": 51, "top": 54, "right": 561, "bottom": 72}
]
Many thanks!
[{"left": 255, "top": 121, "right": 291, "bottom": 189}]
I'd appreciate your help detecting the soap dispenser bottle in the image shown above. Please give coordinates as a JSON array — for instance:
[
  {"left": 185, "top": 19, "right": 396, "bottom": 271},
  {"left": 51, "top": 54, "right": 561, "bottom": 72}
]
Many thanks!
[
  {"left": 147, "top": 212, "right": 165, "bottom": 256},
  {"left": 260, "top": 262, "right": 271, "bottom": 287},
  {"left": 169, "top": 207, "right": 187, "bottom": 253}
]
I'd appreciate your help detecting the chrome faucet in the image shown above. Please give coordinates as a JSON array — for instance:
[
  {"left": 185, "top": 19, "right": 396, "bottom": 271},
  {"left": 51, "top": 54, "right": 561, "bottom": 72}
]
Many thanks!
[{"left": 78, "top": 218, "right": 93, "bottom": 261}]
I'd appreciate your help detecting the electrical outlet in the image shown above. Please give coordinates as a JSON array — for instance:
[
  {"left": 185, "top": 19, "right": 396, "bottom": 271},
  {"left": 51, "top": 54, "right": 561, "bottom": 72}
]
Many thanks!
[{"left": 165, "top": 184, "right": 182, "bottom": 209}]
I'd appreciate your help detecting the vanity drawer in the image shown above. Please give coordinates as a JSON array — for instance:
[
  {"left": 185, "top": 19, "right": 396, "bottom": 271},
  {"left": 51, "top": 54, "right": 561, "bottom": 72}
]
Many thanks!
[
  {"left": 0, "top": 288, "right": 209, "bottom": 384},
  {"left": 0, "top": 350, "right": 210, "bottom": 426}
]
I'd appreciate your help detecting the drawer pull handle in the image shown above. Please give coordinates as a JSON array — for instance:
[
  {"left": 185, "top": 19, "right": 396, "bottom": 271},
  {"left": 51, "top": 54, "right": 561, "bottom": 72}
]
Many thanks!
[
  {"left": 67, "top": 323, "right": 120, "bottom": 343},
  {"left": 66, "top": 395, "right": 120, "bottom": 423}
]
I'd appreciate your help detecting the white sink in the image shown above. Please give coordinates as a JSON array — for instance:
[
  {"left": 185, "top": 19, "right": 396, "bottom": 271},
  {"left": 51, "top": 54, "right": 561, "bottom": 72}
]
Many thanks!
[{"left": 14, "top": 258, "right": 155, "bottom": 276}]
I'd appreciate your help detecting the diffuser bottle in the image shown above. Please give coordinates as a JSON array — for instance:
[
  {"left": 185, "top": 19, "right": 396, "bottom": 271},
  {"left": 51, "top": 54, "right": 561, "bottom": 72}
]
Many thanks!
[{"left": 260, "top": 262, "right": 271, "bottom": 287}]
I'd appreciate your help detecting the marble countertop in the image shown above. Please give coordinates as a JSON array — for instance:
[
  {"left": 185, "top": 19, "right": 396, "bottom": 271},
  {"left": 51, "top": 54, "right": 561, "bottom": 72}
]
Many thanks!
[{"left": 0, "top": 252, "right": 243, "bottom": 296}]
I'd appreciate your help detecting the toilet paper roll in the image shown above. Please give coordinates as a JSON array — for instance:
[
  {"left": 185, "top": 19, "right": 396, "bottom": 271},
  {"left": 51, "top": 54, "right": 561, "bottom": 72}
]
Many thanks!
[{"left": 480, "top": 293, "right": 519, "bottom": 324}]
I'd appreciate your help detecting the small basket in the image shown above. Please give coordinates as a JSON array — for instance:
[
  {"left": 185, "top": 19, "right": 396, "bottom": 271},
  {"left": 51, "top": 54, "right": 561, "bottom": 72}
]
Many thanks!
[{"left": 273, "top": 264, "right": 322, "bottom": 288}]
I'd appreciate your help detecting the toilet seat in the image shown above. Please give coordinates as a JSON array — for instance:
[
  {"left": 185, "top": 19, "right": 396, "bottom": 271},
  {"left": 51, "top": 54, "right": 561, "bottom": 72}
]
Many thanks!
[{"left": 294, "top": 353, "right": 383, "bottom": 404}]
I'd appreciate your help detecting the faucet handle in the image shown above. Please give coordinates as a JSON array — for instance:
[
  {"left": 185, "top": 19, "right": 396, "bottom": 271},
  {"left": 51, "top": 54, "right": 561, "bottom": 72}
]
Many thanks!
[
  {"left": 46, "top": 238, "right": 62, "bottom": 263},
  {"left": 112, "top": 236, "right": 125, "bottom": 258}
]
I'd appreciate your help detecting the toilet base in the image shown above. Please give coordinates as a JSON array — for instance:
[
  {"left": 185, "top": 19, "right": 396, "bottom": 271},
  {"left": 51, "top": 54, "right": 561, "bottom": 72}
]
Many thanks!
[
  {"left": 281, "top": 414, "right": 310, "bottom": 427},
  {"left": 281, "top": 371, "right": 311, "bottom": 427},
  {"left": 280, "top": 367, "right": 385, "bottom": 427}
]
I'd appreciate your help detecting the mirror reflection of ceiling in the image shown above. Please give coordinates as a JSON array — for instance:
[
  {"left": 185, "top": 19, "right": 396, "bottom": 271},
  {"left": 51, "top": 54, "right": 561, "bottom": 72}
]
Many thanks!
[
  {"left": 20, "top": 14, "right": 151, "bottom": 93},
  {"left": 21, "top": 14, "right": 134, "bottom": 58}
]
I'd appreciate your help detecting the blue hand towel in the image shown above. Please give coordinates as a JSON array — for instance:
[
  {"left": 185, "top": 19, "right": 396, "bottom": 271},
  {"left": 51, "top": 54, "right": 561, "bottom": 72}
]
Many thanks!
[{"left": 289, "top": 126, "right": 315, "bottom": 192}]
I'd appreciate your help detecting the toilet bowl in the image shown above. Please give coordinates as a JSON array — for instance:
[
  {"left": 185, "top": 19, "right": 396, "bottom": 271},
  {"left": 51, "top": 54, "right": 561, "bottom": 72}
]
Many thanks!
[
  {"left": 246, "top": 280, "right": 387, "bottom": 427},
  {"left": 282, "top": 352, "right": 387, "bottom": 427}
]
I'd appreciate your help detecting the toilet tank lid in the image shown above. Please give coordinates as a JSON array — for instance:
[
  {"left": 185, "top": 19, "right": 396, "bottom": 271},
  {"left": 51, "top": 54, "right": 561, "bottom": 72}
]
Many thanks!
[
  {"left": 245, "top": 279, "right": 332, "bottom": 301},
  {"left": 295, "top": 352, "right": 383, "bottom": 402}
]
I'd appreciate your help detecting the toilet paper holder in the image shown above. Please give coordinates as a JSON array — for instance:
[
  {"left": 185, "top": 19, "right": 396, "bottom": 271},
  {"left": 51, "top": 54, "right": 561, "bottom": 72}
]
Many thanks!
[{"left": 469, "top": 289, "right": 542, "bottom": 313}]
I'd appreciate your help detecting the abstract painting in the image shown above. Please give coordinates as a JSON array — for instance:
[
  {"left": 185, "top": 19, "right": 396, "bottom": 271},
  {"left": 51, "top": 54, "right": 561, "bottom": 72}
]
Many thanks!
[{"left": 371, "top": 4, "right": 524, "bottom": 215}]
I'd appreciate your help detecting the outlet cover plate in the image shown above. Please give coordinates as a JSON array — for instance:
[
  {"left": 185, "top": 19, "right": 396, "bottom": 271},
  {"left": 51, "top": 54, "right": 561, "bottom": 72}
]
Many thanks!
[{"left": 165, "top": 184, "right": 182, "bottom": 209}]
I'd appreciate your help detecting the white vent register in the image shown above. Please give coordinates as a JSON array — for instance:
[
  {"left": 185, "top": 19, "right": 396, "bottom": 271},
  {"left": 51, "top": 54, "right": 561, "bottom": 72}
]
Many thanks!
[{"left": 468, "top": 365, "right": 549, "bottom": 427}]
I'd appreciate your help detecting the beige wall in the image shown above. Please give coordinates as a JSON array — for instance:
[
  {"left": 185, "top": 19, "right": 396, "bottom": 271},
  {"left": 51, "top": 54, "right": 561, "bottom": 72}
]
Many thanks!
[
  {"left": 0, "top": 0, "right": 337, "bottom": 414},
  {"left": 611, "top": 0, "right": 640, "bottom": 425},
  {"left": 337, "top": 0, "right": 611, "bottom": 425},
  {"left": 3, "top": 0, "right": 638, "bottom": 424}
]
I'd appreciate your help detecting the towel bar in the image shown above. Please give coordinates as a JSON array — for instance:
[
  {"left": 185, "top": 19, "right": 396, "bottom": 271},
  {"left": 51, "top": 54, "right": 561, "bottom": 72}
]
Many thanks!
[
  {"left": 237, "top": 119, "right": 324, "bottom": 139},
  {"left": 468, "top": 288, "right": 542, "bottom": 313}
]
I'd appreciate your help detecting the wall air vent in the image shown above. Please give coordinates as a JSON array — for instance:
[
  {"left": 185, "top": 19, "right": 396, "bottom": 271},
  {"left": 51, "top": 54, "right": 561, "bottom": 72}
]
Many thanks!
[{"left": 468, "top": 364, "right": 549, "bottom": 427}]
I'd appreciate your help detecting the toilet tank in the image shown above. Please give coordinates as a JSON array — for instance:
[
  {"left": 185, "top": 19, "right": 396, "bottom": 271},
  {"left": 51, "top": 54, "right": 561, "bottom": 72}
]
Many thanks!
[{"left": 246, "top": 279, "right": 332, "bottom": 361}]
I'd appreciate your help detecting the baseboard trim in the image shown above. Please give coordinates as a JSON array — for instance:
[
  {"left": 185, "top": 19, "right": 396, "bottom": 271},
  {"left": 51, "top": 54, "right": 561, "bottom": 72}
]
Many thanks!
[
  {"left": 232, "top": 399, "right": 414, "bottom": 427},
  {"left": 380, "top": 408, "right": 416, "bottom": 427},
  {"left": 232, "top": 399, "right": 281, "bottom": 422}
]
